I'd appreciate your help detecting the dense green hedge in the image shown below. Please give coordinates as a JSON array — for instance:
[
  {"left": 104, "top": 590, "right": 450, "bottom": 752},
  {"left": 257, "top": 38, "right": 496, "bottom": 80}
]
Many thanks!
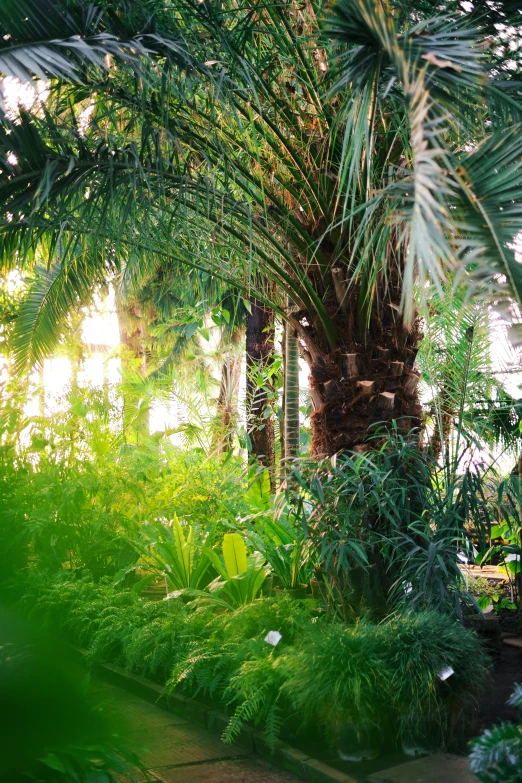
[{"left": 17, "top": 570, "right": 489, "bottom": 751}]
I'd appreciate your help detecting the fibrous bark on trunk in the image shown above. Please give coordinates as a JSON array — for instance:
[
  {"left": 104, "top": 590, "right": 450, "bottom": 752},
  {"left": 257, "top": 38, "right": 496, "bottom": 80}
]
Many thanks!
[{"left": 291, "top": 261, "right": 423, "bottom": 457}]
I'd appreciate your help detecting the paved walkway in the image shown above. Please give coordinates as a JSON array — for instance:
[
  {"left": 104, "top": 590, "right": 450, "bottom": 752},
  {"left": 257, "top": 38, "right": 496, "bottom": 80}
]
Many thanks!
[
  {"left": 100, "top": 678, "right": 478, "bottom": 783},
  {"left": 98, "top": 680, "right": 300, "bottom": 783}
]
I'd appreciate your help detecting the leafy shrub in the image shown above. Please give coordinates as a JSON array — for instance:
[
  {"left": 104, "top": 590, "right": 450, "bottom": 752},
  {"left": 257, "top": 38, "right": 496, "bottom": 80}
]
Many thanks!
[
  {"left": 16, "top": 570, "right": 489, "bottom": 754},
  {"left": 283, "top": 434, "right": 485, "bottom": 619},
  {"left": 280, "top": 611, "right": 489, "bottom": 745},
  {"left": 0, "top": 420, "right": 254, "bottom": 580},
  {"left": 17, "top": 570, "right": 196, "bottom": 680},
  {"left": 169, "top": 595, "right": 319, "bottom": 744},
  {"left": 170, "top": 604, "right": 488, "bottom": 749}
]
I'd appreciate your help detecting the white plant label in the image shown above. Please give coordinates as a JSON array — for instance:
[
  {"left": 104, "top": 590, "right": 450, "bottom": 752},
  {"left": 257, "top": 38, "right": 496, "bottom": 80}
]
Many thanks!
[
  {"left": 164, "top": 590, "right": 183, "bottom": 601},
  {"left": 264, "top": 630, "right": 282, "bottom": 646},
  {"left": 438, "top": 666, "right": 454, "bottom": 681}
]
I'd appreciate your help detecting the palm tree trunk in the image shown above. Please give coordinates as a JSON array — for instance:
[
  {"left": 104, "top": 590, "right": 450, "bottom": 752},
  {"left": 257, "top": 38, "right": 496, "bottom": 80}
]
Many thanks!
[
  {"left": 283, "top": 319, "right": 300, "bottom": 460},
  {"left": 115, "top": 295, "right": 149, "bottom": 439},
  {"left": 279, "top": 325, "right": 286, "bottom": 474},
  {"left": 245, "top": 296, "right": 276, "bottom": 481},
  {"left": 291, "top": 268, "right": 423, "bottom": 457},
  {"left": 116, "top": 299, "right": 148, "bottom": 375}
]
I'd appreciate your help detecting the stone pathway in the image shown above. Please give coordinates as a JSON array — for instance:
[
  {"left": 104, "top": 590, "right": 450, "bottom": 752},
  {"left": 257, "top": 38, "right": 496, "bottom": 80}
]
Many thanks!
[
  {"left": 99, "top": 678, "right": 478, "bottom": 783},
  {"left": 368, "top": 754, "right": 477, "bottom": 783},
  {"left": 97, "top": 680, "right": 300, "bottom": 783}
]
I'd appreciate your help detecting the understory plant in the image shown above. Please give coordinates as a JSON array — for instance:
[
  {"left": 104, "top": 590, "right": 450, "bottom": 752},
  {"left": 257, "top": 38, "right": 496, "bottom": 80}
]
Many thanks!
[
  {"left": 126, "top": 514, "right": 218, "bottom": 592},
  {"left": 279, "top": 612, "right": 488, "bottom": 746},
  {"left": 174, "top": 533, "right": 269, "bottom": 610},
  {"left": 237, "top": 505, "right": 313, "bottom": 590},
  {"left": 283, "top": 431, "right": 496, "bottom": 619},
  {"left": 15, "top": 570, "right": 489, "bottom": 753},
  {"left": 0, "top": 392, "right": 255, "bottom": 582}
]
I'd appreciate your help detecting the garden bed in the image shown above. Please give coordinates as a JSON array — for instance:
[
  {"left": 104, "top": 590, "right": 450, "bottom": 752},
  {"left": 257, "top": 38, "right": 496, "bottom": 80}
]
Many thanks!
[
  {"left": 82, "top": 654, "right": 358, "bottom": 783},
  {"left": 16, "top": 570, "right": 490, "bottom": 767}
]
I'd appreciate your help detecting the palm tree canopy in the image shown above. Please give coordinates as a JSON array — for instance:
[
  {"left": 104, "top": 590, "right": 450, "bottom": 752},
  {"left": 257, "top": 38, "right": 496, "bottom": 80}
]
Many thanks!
[{"left": 0, "top": 0, "right": 522, "bottom": 372}]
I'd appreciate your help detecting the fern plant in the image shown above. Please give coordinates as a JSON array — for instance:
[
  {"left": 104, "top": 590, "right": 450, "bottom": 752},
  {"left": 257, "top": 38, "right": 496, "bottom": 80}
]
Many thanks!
[{"left": 14, "top": 570, "right": 490, "bottom": 753}]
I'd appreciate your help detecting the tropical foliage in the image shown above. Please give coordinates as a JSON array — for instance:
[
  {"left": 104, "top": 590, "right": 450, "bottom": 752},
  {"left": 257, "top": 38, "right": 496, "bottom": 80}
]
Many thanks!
[
  {"left": 2, "top": 0, "right": 522, "bottom": 454},
  {"left": 1, "top": 0, "right": 522, "bottom": 778},
  {"left": 14, "top": 569, "right": 489, "bottom": 752},
  {"left": 469, "top": 686, "right": 522, "bottom": 783}
]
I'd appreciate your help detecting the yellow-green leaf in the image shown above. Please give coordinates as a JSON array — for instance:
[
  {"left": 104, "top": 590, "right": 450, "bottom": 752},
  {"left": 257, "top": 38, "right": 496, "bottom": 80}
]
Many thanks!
[{"left": 223, "top": 533, "right": 248, "bottom": 577}]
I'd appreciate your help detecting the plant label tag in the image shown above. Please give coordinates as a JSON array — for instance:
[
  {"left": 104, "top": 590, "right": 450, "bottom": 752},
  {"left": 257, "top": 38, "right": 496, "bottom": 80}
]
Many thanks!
[
  {"left": 164, "top": 590, "right": 183, "bottom": 601},
  {"left": 438, "top": 666, "right": 454, "bottom": 681},
  {"left": 264, "top": 630, "right": 282, "bottom": 646}
]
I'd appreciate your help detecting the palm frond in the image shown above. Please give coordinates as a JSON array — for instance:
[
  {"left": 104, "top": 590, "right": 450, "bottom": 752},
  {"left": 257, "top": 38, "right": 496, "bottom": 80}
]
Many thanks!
[
  {"left": 0, "top": 0, "right": 188, "bottom": 110},
  {"left": 10, "top": 249, "right": 108, "bottom": 373},
  {"left": 455, "top": 130, "right": 522, "bottom": 344}
]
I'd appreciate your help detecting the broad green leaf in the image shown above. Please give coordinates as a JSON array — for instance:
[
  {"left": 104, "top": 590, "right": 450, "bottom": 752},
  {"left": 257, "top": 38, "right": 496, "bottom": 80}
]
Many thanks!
[
  {"left": 40, "top": 754, "right": 66, "bottom": 773},
  {"left": 490, "top": 524, "right": 508, "bottom": 539},
  {"left": 223, "top": 533, "right": 248, "bottom": 577}
]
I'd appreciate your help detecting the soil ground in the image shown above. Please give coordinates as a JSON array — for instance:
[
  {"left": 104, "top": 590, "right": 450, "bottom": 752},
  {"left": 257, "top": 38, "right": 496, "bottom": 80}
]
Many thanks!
[{"left": 476, "top": 642, "right": 522, "bottom": 728}]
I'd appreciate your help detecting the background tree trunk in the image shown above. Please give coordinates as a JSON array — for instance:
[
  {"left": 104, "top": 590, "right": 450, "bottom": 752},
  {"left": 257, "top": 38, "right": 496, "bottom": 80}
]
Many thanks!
[
  {"left": 279, "top": 324, "right": 286, "bottom": 478},
  {"left": 116, "top": 297, "right": 148, "bottom": 376},
  {"left": 115, "top": 294, "right": 149, "bottom": 440},
  {"left": 246, "top": 296, "right": 275, "bottom": 484},
  {"left": 283, "top": 319, "right": 300, "bottom": 460}
]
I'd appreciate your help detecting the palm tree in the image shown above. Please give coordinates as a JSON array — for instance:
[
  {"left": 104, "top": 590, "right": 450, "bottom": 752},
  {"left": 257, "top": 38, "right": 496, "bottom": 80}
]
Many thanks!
[{"left": 2, "top": 0, "right": 522, "bottom": 456}]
